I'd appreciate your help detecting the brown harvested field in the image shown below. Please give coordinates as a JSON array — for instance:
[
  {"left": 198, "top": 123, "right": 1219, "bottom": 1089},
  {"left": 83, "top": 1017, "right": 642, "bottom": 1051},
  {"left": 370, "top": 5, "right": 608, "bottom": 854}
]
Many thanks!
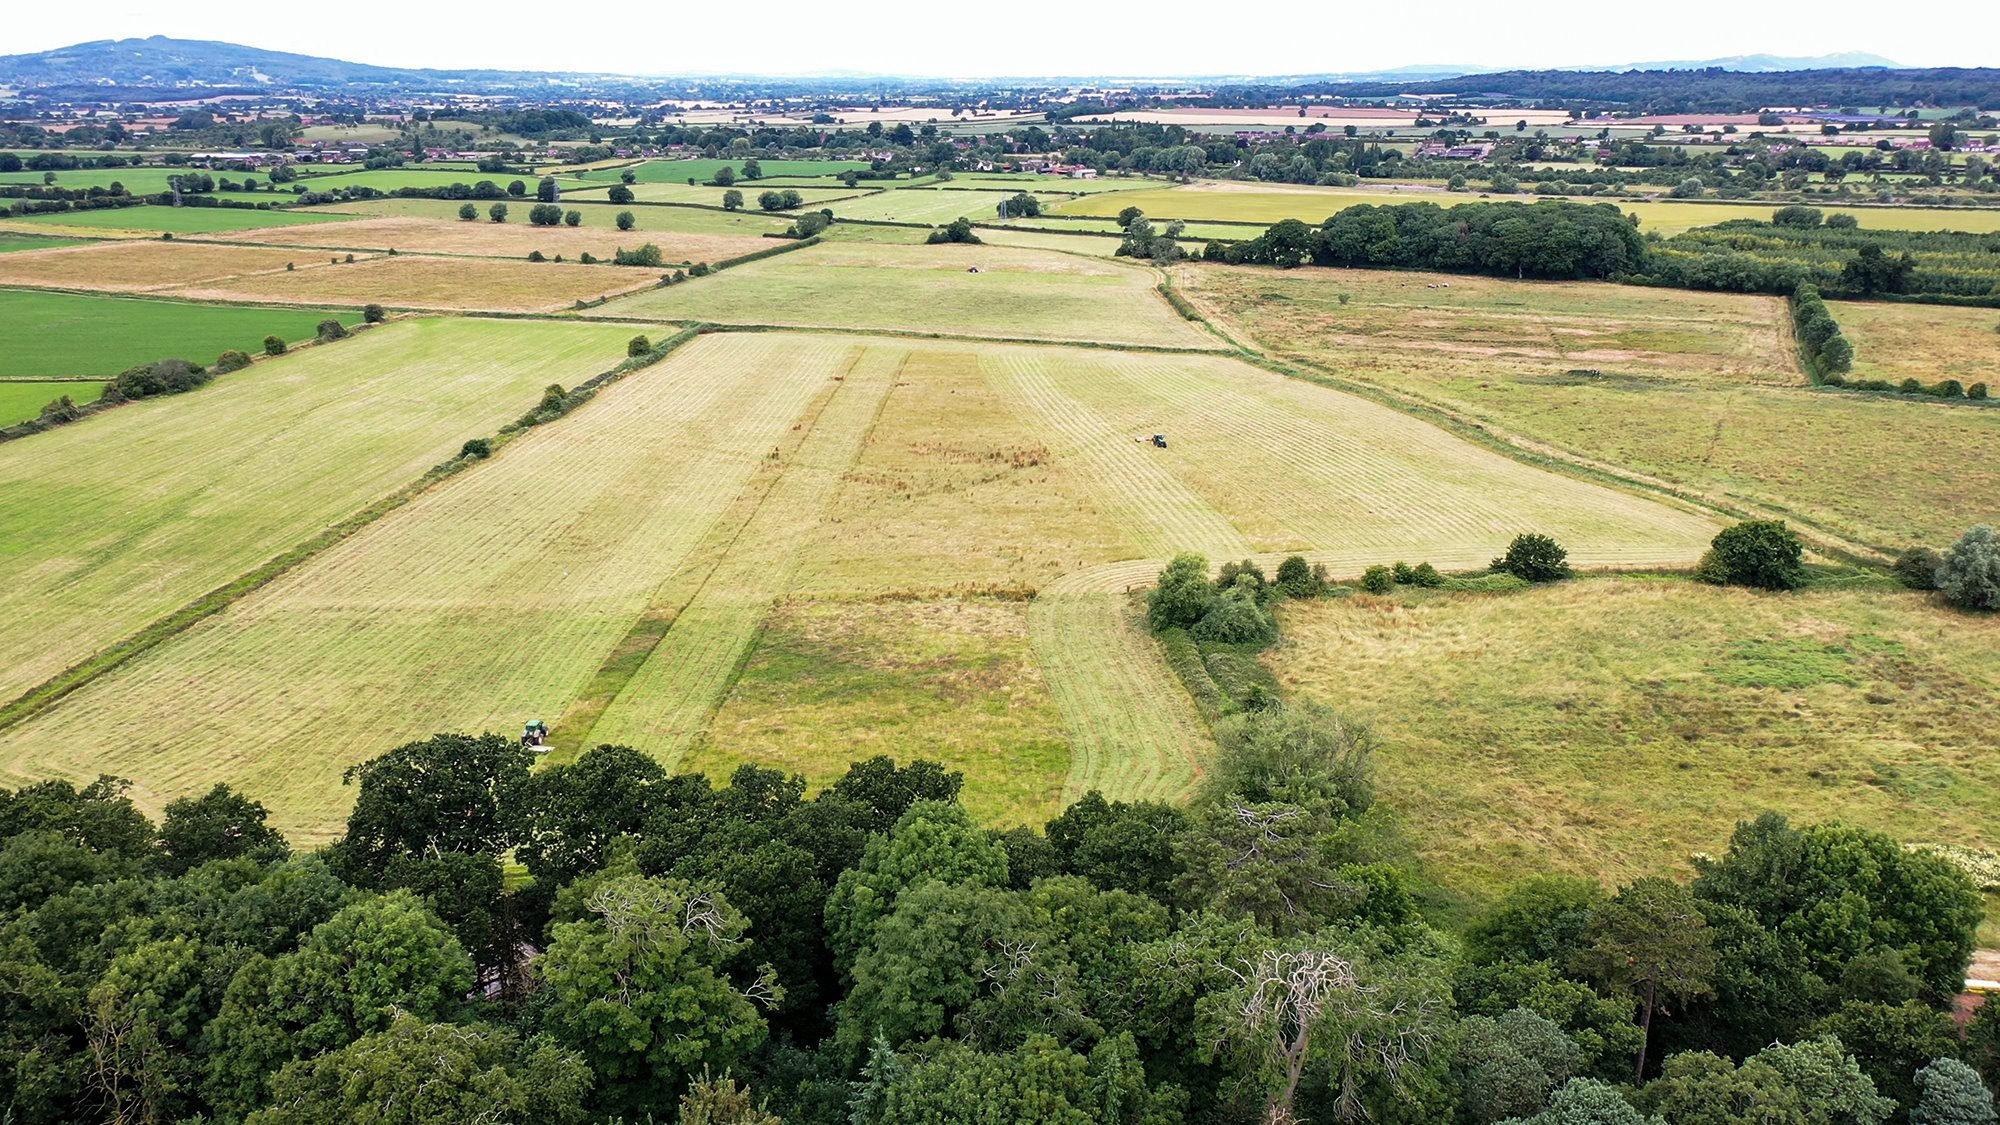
[
  {"left": 207, "top": 214, "right": 773, "bottom": 265},
  {"left": 1838, "top": 299, "right": 2000, "bottom": 388},
  {"left": 167, "top": 253, "right": 657, "bottom": 313},
  {"left": 0, "top": 239, "right": 337, "bottom": 293}
]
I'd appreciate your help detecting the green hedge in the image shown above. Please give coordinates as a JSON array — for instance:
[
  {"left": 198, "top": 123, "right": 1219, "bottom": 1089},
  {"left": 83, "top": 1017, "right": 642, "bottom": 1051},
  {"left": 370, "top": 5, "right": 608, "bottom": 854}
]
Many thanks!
[{"left": 1789, "top": 284, "right": 1853, "bottom": 383}]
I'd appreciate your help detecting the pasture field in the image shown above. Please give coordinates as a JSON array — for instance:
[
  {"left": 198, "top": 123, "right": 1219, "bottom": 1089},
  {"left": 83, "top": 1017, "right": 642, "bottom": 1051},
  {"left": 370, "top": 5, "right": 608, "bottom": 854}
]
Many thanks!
[
  {"left": 0, "top": 333, "right": 840, "bottom": 838},
  {"left": 578, "top": 158, "right": 869, "bottom": 183},
  {"left": 289, "top": 168, "right": 595, "bottom": 193},
  {"left": 316, "top": 197, "right": 800, "bottom": 237},
  {"left": 685, "top": 597, "right": 1075, "bottom": 826},
  {"left": 206, "top": 214, "right": 772, "bottom": 264},
  {"left": 949, "top": 173, "right": 1158, "bottom": 194},
  {"left": 611, "top": 181, "right": 861, "bottom": 207},
  {"left": 167, "top": 253, "right": 654, "bottom": 312},
  {"left": 0, "top": 239, "right": 336, "bottom": 292},
  {"left": 1264, "top": 579, "right": 2000, "bottom": 906},
  {"left": 1836, "top": 299, "right": 2000, "bottom": 388},
  {"left": 1177, "top": 263, "right": 2000, "bottom": 551},
  {"left": 1, "top": 167, "right": 215, "bottom": 194},
  {"left": 0, "top": 231, "right": 86, "bottom": 253},
  {"left": 0, "top": 318, "right": 648, "bottom": 708},
  {"left": 1057, "top": 182, "right": 2000, "bottom": 235},
  {"left": 0, "top": 290, "right": 354, "bottom": 376},
  {"left": 591, "top": 241, "right": 1222, "bottom": 349},
  {"left": 0, "top": 379, "right": 102, "bottom": 424},
  {"left": 11, "top": 205, "right": 343, "bottom": 234},
  {"left": 828, "top": 189, "right": 1071, "bottom": 225}
]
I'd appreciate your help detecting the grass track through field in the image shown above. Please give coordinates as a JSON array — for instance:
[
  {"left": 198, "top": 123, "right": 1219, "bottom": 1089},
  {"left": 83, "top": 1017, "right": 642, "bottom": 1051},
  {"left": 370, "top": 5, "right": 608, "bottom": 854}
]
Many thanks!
[
  {"left": 586, "top": 347, "right": 904, "bottom": 762},
  {"left": 0, "top": 334, "right": 833, "bottom": 838}
]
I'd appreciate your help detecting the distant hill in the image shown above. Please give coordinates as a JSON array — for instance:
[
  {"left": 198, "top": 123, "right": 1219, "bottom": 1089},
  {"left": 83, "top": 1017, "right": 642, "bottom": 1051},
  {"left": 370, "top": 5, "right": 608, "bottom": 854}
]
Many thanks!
[
  {"left": 0, "top": 35, "right": 593, "bottom": 93},
  {"left": 1606, "top": 52, "right": 1906, "bottom": 73}
]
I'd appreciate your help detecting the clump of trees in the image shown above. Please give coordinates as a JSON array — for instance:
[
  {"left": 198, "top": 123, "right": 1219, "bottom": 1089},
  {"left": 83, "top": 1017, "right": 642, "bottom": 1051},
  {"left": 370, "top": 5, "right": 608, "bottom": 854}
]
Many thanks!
[
  {"left": 925, "top": 217, "right": 981, "bottom": 244},
  {"left": 528, "top": 203, "right": 565, "bottom": 226},
  {"left": 104, "top": 357, "right": 210, "bottom": 401},
  {"left": 757, "top": 189, "right": 805, "bottom": 211},
  {"left": 1790, "top": 284, "right": 1854, "bottom": 382},
  {"left": 1493, "top": 533, "right": 1573, "bottom": 583},
  {"left": 612, "top": 243, "right": 664, "bottom": 267},
  {"left": 1696, "top": 520, "right": 1807, "bottom": 590},
  {"left": 1218, "top": 200, "right": 1645, "bottom": 279}
]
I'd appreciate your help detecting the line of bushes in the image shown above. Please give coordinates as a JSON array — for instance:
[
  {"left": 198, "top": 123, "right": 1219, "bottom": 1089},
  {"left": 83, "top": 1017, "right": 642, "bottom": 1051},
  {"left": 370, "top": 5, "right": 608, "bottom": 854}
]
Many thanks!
[{"left": 1789, "top": 284, "right": 1854, "bottom": 383}]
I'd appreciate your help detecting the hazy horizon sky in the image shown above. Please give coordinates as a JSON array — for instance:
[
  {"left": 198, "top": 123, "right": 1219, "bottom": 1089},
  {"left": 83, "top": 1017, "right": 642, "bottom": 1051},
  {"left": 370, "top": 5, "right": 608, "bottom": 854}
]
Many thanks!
[{"left": 6, "top": 1, "right": 1994, "bottom": 79}]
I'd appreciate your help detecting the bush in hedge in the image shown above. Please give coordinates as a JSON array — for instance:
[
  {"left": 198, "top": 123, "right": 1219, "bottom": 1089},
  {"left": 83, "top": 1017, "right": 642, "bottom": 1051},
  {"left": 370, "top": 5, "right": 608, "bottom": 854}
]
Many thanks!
[
  {"left": 213, "top": 350, "right": 252, "bottom": 374},
  {"left": 627, "top": 335, "right": 652, "bottom": 357},
  {"left": 1148, "top": 553, "right": 1217, "bottom": 631},
  {"left": 460, "top": 438, "right": 492, "bottom": 459},
  {"left": 315, "top": 319, "right": 348, "bottom": 342},
  {"left": 1930, "top": 379, "right": 1965, "bottom": 398},
  {"left": 1275, "top": 555, "right": 1323, "bottom": 597},
  {"left": 110, "top": 358, "right": 210, "bottom": 400},
  {"left": 1699, "top": 520, "right": 1806, "bottom": 590},
  {"left": 1190, "top": 585, "right": 1276, "bottom": 645},
  {"left": 528, "top": 250, "right": 546, "bottom": 262},
  {"left": 1492, "top": 533, "right": 1572, "bottom": 583},
  {"left": 1938, "top": 525, "right": 2000, "bottom": 611},
  {"left": 1893, "top": 546, "right": 1943, "bottom": 590},
  {"left": 1901, "top": 378, "right": 1924, "bottom": 394},
  {"left": 613, "top": 243, "right": 663, "bottom": 267},
  {"left": 263, "top": 335, "right": 286, "bottom": 356},
  {"left": 1360, "top": 565, "right": 1394, "bottom": 593},
  {"left": 363, "top": 304, "right": 386, "bottom": 324}
]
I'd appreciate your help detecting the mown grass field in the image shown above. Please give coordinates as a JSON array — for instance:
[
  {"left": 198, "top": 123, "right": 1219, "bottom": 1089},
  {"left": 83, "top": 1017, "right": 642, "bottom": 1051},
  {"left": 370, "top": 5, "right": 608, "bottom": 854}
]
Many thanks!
[
  {"left": 577, "top": 158, "right": 867, "bottom": 183},
  {"left": 1, "top": 167, "right": 226, "bottom": 194},
  {"left": 207, "top": 214, "right": 772, "bottom": 264},
  {"left": 0, "top": 318, "right": 649, "bottom": 709},
  {"left": 12, "top": 205, "right": 344, "bottom": 234},
  {"left": 0, "top": 239, "right": 332, "bottom": 292},
  {"left": 1177, "top": 263, "right": 2000, "bottom": 551},
  {"left": 317, "top": 197, "right": 799, "bottom": 237},
  {"left": 1264, "top": 578, "right": 2000, "bottom": 907},
  {"left": 612, "top": 182, "right": 861, "bottom": 207},
  {"left": 1058, "top": 182, "right": 2000, "bottom": 236},
  {"left": 290, "top": 168, "right": 595, "bottom": 193},
  {"left": 592, "top": 241, "right": 1221, "bottom": 348},
  {"left": 167, "top": 253, "right": 653, "bottom": 312},
  {"left": 828, "top": 189, "right": 1071, "bottom": 225},
  {"left": 0, "top": 379, "right": 102, "bottom": 424},
  {"left": 0, "top": 290, "right": 354, "bottom": 376},
  {"left": 1837, "top": 299, "right": 2000, "bottom": 387},
  {"left": 0, "top": 230, "right": 87, "bottom": 253}
]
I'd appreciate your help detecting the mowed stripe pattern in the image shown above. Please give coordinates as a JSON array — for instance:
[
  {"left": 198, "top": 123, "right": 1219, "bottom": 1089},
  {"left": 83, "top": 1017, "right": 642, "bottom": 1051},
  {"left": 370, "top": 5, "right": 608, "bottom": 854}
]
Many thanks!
[
  {"left": 0, "top": 333, "right": 844, "bottom": 839},
  {"left": 0, "top": 319, "right": 645, "bottom": 703}
]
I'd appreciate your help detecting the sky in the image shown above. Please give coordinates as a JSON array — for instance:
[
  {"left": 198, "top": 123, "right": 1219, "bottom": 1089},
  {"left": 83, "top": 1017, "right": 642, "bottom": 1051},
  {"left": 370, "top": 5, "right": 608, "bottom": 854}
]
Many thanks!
[{"left": 5, "top": 0, "right": 1992, "bottom": 78}]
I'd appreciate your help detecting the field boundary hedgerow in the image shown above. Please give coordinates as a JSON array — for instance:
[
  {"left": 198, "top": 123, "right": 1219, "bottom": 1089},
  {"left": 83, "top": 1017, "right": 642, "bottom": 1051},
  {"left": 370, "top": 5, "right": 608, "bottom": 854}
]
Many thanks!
[{"left": 0, "top": 325, "right": 705, "bottom": 736}]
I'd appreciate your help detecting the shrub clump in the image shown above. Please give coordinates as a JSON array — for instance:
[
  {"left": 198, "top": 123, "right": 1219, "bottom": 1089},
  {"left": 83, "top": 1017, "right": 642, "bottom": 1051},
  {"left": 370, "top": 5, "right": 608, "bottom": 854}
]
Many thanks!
[
  {"left": 926, "top": 217, "right": 982, "bottom": 245},
  {"left": 1491, "top": 533, "right": 1572, "bottom": 583},
  {"left": 1893, "top": 547, "right": 1943, "bottom": 590},
  {"left": 315, "top": 318, "right": 348, "bottom": 343},
  {"left": 627, "top": 335, "right": 652, "bottom": 358},
  {"left": 460, "top": 438, "right": 492, "bottom": 459},
  {"left": 1274, "top": 555, "right": 1327, "bottom": 598},
  {"left": 613, "top": 243, "right": 664, "bottom": 267},
  {"left": 107, "top": 358, "right": 210, "bottom": 401},
  {"left": 362, "top": 304, "right": 386, "bottom": 324},
  {"left": 1360, "top": 565, "right": 1394, "bottom": 594},
  {"left": 1938, "top": 525, "right": 2000, "bottom": 611},
  {"left": 262, "top": 335, "right": 286, "bottom": 356},
  {"left": 213, "top": 350, "right": 252, "bottom": 374},
  {"left": 1146, "top": 553, "right": 1276, "bottom": 645},
  {"left": 1697, "top": 520, "right": 1806, "bottom": 590}
]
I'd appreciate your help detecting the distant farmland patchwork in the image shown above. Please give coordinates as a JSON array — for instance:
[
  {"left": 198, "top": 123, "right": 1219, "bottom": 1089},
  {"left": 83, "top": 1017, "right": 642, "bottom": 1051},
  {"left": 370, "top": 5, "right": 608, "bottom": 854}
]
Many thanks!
[{"left": 0, "top": 289, "right": 357, "bottom": 376}]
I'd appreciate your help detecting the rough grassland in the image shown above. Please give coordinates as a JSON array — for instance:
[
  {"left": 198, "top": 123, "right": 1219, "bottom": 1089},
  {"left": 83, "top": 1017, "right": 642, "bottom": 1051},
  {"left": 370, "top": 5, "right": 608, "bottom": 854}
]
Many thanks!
[
  {"left": 11, "top": 205, "right": 344, "bottom": 234},
  {"left": 1837, "top": 299, "right": 2000, "bottom": 387},
  {"left": 0, "top": 290, "right": 354, "bottom": 376},
  {"left": 688, "top": 598, "right": 1074, "bottom": 826},
  {"left": 0, "top": 333, "right": 834, "bottom": 840},
  {"left": 0, "top": 379, "right": 103, "bottom": 424},
  {"left": 1059, "top": 182, "right": 2000, "bottom": 235},
  {"left": 208, "top": 214, "right": 771, "bottom": 264},
  {"left": 0, "top": 240, "right": 335, "bottom": 292},
  {"left": 167, "top": 253, "right": 654, "bottom": 313},
  {"left": 613, "top": 182, "right": 860, "bottom": 207},
  {"left": 593, "top": 241, "right": 1221, "bottom": 349},
  {"left": 1264, "top": 579, "right": 2000, "bottom": 906},
  {"left": 0, "top": 318, "right": 647, "bottom": 706},
  {"left": 578, "top": 158, "right": 868, "bottom": 183},
  {"left": 1178, "top": 263, "right": 2000, "bottom": 550},
  {"left": 829, "top": 190, "right": 1070, "bottom": 225}
]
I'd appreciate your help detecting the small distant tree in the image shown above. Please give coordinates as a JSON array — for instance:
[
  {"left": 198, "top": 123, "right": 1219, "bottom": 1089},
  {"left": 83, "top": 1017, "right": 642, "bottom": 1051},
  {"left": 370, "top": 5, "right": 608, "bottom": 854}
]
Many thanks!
[
  {"left": 620, "top": 169, "right": 637, "bottom": 184},
  {"left": 722, "top": 189, "right": 744, "bottom": 211},
  {"left": 1492, "top": 533, "right": 1572, "bottom": 583},
  {"left": 789, "top": 211, "right": 832, "bottom": 238},
  {"left": 925, "top": 217, "right": 980, "bottom": 244},
  {"left": 1698, "top": 520, "right": 1806, "bottom": 590},
  {"left": 1360, "top": 565, "right": 1394, "bottom": 593},
  {"left": 627, "top": 335, "right": 652, "bottom": 357},
  {"left": 1773, "top": 204, "right": 1824, "bottom": 228},
  {"left": 507, "top": 179, "right": 526, "bottom": 197},
  {"left": 564, "top": 209, "right": 582, "bottom": 227},
  {"left": 1893, "top": 546, "right": 1943, "bottom": 590},
  {"left": 607, "top": 184, "right": 633, "bottom": 204},
  {"left": 1000, "top": 191, "right": 1043, "bottom": 218},
  {"left": 457, "top": 202, "right": 477, "bottom": 221},
  {"left": 461, "top": 438, "right": 492, "bottom": 459},
  {"left": 213, "top": 350, "right": 252, "bottom": 373},
  {"left": 315, "top": 319, "right": 348, "bottom": 343},
  {"left": 712, "top": 166, "right": 737, "bottom": 188},
  {"left": 535, "top": 176, "right": 559, "bottom": 202},
  {"left": 1274, "top": 555, "right": 1319, "bottom": 597},
  {"left": 362, "top": 304, "right": 386, "bottom": 324},
  {"left": 741, "top": 158, "right": 762, "bottom": 180},
  {"left": 616, "top": 210, "right": 636, "bottom": 231},
  {"left": 1938, "top": 525, "right": 2000, "bottom": 611},
  {"left": 489, "top": 202, "right": 509, "bottom": 223},
  {"left": 263, "top": 335, "right": 286, "bottom": 356}
]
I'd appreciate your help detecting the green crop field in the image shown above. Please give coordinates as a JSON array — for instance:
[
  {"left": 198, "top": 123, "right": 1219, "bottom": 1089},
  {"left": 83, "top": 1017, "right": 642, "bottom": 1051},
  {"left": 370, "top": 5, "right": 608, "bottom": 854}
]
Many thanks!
[
  {"left": 591, "top": 241, "right": 1223, "bottom": 348},
  {"left": 1265, "top": 578, "right": 2000, "bottom": 906},
  {"left": 1, "top": 167, "right": 221, "bottom": 194},
  {"left": 12, "top": 205, "right": 344, "bottom": 234},
  {"left": 289, "top": 168, "right": 596, "bottom": 193},
  {"left": 578, "top": 158, "right": 869, "bottom": 183},
  {"left": 1177, "top": 262, "right": 2000, "bottom": 552},
  {"left": 0, "top": 290, "right": 356, "bottom": 376},
  {"left": 829, "top": 189, "right": 1071, "bottom": 224},
  {"left": 0, "top": 379, "right": 102, "bottom": 424},
  {"left": 0, "top": 317, "right": 649, "bottom": 710},
  {"left": 0, "top": 230, "right": 87, "bottom": 253},
  {"left": 612, "top": 181, "right": 861, "bottom": 207}
]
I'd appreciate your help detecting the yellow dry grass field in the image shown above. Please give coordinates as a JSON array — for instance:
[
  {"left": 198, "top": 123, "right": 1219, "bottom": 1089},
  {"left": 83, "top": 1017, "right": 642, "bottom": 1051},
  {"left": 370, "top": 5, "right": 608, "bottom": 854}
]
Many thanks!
[
  {"left": 167, "top": 253, "right": 656, "bottom": 313},
  {"left": 0, "top": 239, "right": 333, "bottom": 293},
  {"left": 0, "top": 318, "right": 652, "bottom": 707},
  {"left": 1264, "top": 579, "right": 2000, "bottom": 905},
  {"left": 1837, "top": 299, "right": 2000, "bottom": 387},
  {"left": 1178, "top": 263, "right": 2000, "bottom": 550},
  {"left": 207, "top": 215, "right": 773, "bottom": 265},
  {"left": 0, "top": 333, "right": 849, "bottom": 839}
]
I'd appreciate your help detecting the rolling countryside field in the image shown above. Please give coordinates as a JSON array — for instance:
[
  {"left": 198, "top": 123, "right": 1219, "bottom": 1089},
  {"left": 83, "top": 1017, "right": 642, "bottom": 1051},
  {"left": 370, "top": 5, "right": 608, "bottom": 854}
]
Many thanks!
[
  {"left": 0, "top": 378, "right": 102, "bottom": 423},
  {"left": 1176, "top": 262, "right": 2000, "bottom": 551},
  {"left": 206, "top": 213, "right": 774, "bottom": 264},
  {"left": 0, "top": 290, "right": 356, "bottom": 375},
  {"left": 166, "top": 252, "right": 656, "bottom": 312},
  {"left": 8, "top": 204, "right": 346, "bottom": 234}
]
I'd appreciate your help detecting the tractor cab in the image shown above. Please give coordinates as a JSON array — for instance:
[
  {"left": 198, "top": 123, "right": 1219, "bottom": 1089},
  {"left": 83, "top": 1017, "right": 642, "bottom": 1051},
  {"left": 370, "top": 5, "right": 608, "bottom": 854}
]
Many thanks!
[
  {"left": 1151, "top": 433, "right": 1168, "bottom": 449},
  {"left": 522, "top": 720, "right": 550, "bottom": 750}
]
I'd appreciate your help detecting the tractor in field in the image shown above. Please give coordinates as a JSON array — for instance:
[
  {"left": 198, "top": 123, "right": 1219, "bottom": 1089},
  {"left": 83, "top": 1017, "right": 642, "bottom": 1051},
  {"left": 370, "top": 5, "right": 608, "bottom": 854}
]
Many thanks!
[
  {"left": 521, "top": 719, "right": 550, "bottom": 750},
  {"left": 1151, "top": 433, "right": 1168, "bottom": 449}
]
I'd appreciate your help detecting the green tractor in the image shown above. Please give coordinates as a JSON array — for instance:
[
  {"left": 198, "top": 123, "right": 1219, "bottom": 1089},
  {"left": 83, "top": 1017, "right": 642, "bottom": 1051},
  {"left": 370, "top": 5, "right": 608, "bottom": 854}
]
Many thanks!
[{"left": 521, "top": 719, "right": 550, "bottom": 750}]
